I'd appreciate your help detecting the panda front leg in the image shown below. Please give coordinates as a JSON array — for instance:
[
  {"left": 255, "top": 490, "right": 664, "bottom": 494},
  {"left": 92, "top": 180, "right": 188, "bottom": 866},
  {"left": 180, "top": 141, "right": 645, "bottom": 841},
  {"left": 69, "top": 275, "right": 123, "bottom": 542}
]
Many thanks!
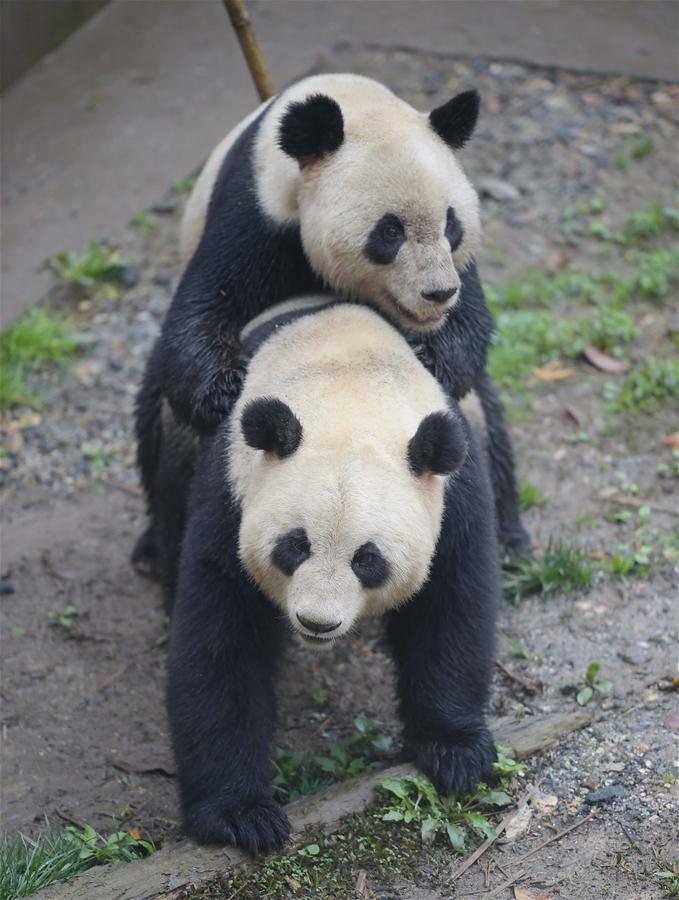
[
  {"left": 167, "top": 545, "right": 288, "bottom": 854},
  {"left": 387, "top": 486, "right": 500, "bottom": 796}
]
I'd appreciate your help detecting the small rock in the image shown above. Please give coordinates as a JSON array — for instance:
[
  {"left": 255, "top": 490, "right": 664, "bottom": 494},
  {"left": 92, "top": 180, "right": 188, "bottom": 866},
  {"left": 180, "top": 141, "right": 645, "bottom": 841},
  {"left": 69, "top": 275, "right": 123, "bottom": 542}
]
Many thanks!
[
  {"left": 528, "top": 786, "right": 558, "bottom": 814},
  {"left": 119, "top": 266, "right": 140, "bottom": 289},
  {"left": 585, "top": 784, "right": 626, "bottom": 805},
  {"left": 478, "top": 178, "right": 520, "bottom": 202},
  {"left": 0, "top": 579, "right": 16, "bottom": 596},
  {"left": 150, "top": 196, "right": 178, "bottom": 215},
  {"left": 152, "top": 272, "right": 172, "bottom": 288},
  {"left": 503, "top": 803, "right": 533, "bottom": 842}
]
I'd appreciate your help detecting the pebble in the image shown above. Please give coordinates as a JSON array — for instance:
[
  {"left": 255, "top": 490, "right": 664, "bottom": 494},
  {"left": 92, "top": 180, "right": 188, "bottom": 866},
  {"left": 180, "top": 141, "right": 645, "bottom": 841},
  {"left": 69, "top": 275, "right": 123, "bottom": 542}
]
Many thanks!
[
  {"left": 478, "top": 178, "right": 520, "bottom": 202},
  {"left": 585, "top": 784, "right": 627, "bottom": 804}
]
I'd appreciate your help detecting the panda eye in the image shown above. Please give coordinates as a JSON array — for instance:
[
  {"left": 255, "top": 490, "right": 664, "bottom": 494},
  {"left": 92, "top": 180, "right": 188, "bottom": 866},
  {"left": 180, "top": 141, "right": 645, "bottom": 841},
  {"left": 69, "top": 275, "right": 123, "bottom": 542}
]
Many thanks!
[
  {"left": 272, "top": 528, "right": 311, "bottom": 576},
  {"left": 351, "top": 542, "right": 389, "bottom": 588},
  {"left": 380, "top": 220, "right": 403, "bottom": 242},
  {"left": 445, "top": 207, "right": 464, "bottom": 251}
]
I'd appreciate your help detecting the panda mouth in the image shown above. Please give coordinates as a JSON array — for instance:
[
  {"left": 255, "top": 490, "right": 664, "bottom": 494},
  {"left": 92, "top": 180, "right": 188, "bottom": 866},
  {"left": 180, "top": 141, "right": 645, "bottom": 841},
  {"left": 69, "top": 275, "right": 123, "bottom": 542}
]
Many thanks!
[
  {"left": 298, "top": 632, "right": 337, "bottom": 647},
  {"left": 389, "top": 294, "right": 447, "bottom": 327}
]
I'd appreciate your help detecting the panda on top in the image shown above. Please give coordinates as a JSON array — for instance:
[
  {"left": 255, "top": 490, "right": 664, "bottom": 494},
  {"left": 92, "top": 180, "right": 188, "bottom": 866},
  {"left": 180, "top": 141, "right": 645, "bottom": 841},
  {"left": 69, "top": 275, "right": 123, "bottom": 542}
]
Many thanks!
[
  {"left": 156, "top": 295, "right": 499, "bottom": 855},
  {"left": 135, "top": 73, "right": 530, "bottom": 583}
]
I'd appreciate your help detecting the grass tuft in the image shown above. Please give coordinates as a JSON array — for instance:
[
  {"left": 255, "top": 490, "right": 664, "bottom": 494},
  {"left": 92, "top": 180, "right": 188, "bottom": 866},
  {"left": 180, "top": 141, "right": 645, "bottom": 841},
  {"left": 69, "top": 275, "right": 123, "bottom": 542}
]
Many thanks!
[
  {"left": 503, "top": 540, "right": 594, "bottom": 603},
  {"left": 605, "top": 358, "right": 679, "bottom": 415},
  {"left": 46, "top": 240, "right": 129, "bottom": 291},
  {"left": 518, "top": 480, "right": 545, "bottom": 510},
  {"left": 0, "top": 308, "right": 79, "bottom": 410},
  {"left": 0, "top": 822, "right": 153, "bottom": 900}
]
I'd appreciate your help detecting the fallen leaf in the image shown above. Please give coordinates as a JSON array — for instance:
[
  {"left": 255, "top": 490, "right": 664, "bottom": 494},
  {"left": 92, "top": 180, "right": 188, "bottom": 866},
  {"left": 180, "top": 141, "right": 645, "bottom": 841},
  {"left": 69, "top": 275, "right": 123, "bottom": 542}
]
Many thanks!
[
  {"left": 562, "top": 404, "right": 582, "bottom": 426},
  {"left": 582, "top": 345, "right": 630, "bottom": 374},
  {"left": 533, "top": 361, "right": 576, "bottom": 381},
  {"left": 514, "top": 889, "right": 554, "bottom": 900},
  {"left": 553, "top": 446, "right": 567, "bottom": 462},
  {"left": 664, "top": 432, "right": 679, "bottom": 450},
  {"left": 127, "top": 827, "right": 141, "bottom": 840}
]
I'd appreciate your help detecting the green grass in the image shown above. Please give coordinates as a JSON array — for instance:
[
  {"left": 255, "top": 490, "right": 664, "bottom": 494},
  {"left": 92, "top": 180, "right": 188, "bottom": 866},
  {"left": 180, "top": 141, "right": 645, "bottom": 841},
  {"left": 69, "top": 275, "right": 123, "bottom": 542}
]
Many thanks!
[
  {"left": 171, "top": 175, "right": 197, "bottom": 195},
  {"left": 46, "top": 240, "right": 129, "bottom": 291},
  {"left": 518, "top": 480, "right": 545, "bottom": 510},
  {"left": 0, "top": 307, "right": 79, "bottom": 410},
  {"left": 130, "top": 211, "right": 158, "bottom": 233},
  {"left": 605, "top": 358, "right": 679, "bottom": 414},
  {"left": 622, "top": 202, "right": 679, "bottom": 244},
  {"left": 272, "top": 718, "right": 392, "bottom": 803},
  {"left": 0, "top": 823, "right": 153, "bottom": 899},
  {"left": 503, "top": 540, "right": 594, "bottom": 603},
  {"left": 628, "top": 249, "right": 679, "bottom": 299}
]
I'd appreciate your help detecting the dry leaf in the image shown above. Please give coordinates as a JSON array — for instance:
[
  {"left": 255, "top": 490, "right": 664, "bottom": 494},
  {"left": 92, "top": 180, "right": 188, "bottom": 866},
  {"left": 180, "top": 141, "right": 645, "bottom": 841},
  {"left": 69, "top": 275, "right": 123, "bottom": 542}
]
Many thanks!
[
  {"left": 582, "top": 344, "right": 630, "bottom": 374},
  {"left": 127, "top": 827, "right": 141, "bottom": 840},
  {"left": 514, "top": 888, "right": 554, "bottom": 900},
  {"left": 553, "top": 446, "right": 567, "bottom": 462},
  {"left": 562, "top": 405, "right": 582, "bottom": 426},
  {"left": 533, "top": 361, "right": 576, "bottom": 381},
  {"left": 664, "top": 432, "right": 679, "bottom": 450}
]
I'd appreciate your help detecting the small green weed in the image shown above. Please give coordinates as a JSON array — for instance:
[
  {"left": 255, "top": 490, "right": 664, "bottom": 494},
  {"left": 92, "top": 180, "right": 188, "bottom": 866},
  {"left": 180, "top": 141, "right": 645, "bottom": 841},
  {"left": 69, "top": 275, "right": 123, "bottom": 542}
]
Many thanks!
[
  {"left": 272, "top": 718, "right": 392, "bottom": 802},
  {"left": 576, "top": 661, "right": 612, "bottom": 707},
  {"left": 503, "top": 539, "right": 594, "bottom": 603},
  {"left": 605, "top": 358, "right": 679, "bottom": 414},
  {"left": 172, "top": 176, "right": 197, "bottom": 195},
  {"left": 48, "top": 605, "right": 78, "bottom": 634},
  {"left": 518, "top": 480, "right": 545, "bottom": 510},
  {"left": 622, "top": 202, "right": 679, "bottom": 244},
  {"left": 629, "top": 135, "right": 656, "bottom": 161},
  {"left": 628, "top": 249, "right": 679, "bottom": 299},
  {"left": 46, "top": 240, "right": 129, "bottom": 293},
  {"left": 130, "top": 211, "right": 158, "bottom": 233},
  {"left": 0, "top": 822, "right": 153, "bottom": 900},
  {"left": 655, "top": 861, "right": 679, "bottom": 899},
  {"left": 379, "top": 746, "right": 524, "bottom": 851},
  {"left": 0, "top": 308, "right": 79, "bottom": 410}
]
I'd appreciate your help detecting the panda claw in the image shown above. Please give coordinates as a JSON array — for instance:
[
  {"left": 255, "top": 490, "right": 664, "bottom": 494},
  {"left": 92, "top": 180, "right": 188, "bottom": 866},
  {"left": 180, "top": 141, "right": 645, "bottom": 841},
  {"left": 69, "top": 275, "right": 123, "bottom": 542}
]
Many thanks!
[
  {"left": 412, "top": 728, "right": 496, "bottom": 797},
  {"left": 185, "top": 799, "right": 290, "bottom": 856}
]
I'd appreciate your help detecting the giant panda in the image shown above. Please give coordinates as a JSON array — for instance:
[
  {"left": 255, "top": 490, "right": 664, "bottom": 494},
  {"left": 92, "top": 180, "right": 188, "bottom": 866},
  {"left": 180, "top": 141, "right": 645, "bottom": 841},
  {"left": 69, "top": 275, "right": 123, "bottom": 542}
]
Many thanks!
[
  {"left": 157, "top": 296, "right": 500, "bottom": 855},
  {"left": 135, "top": 73, "right": 529, "bottom": 577}
]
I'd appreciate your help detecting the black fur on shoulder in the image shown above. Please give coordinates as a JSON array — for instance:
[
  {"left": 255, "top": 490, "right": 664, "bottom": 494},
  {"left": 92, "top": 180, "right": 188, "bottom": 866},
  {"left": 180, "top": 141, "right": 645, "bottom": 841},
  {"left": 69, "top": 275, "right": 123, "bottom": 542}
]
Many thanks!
[
  {"left": 429, "top": 90, "right": 480, "bottom": 150},
  {"left": 408, "top": 411, "right": 467, "bottom": 476},
  {"left": 278, "top": 94, "right": 344, "bottom": 165},
  {"left": 241, "top": 397, "right": 302, "bottom": 458}
]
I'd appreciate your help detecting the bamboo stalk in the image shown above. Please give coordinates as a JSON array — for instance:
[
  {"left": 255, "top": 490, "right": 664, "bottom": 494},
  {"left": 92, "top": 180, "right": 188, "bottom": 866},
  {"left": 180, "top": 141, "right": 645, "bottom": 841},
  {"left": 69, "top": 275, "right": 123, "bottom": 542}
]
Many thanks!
[{"left": 222, "top": 0, "right": 275, "bottom": 101}]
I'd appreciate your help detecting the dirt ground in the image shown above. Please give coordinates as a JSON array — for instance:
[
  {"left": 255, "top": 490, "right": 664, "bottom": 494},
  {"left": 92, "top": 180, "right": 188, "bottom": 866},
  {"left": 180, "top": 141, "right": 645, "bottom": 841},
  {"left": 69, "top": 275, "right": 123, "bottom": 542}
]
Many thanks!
[{"left": 2, "top": 45, "right": 677, "bottom": 899}]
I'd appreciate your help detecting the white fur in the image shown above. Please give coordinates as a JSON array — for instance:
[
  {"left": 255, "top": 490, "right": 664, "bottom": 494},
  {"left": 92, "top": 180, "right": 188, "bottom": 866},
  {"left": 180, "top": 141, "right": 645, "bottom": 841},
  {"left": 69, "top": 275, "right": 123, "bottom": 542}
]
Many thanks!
[
  {"left": 230, "top": 300, "right": 456, "bottom": 647},
  {"left": 180, "top": 74, "right": 482, "bottom": 331}
]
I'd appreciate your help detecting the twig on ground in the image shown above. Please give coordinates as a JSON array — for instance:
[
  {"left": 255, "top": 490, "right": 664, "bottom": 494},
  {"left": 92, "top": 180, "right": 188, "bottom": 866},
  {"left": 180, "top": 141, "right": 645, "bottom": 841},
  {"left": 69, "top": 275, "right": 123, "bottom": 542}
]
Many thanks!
[
  {"left": 509, "top": 808, "right": 597, "bottom": 867},
  {"left": 54, "top": 808, "right": 86, "bottom": 830},
  {"left": 97, "top": 477, "right": 143, "bottom": 498},
  {"left": 496, "top": 659, "right": 542, "bottom": 696},
  {"left": 484, "top": 869, "right": 528, "bottom": 899},
  {"left": 450, "top": 797, "right": 527, "bottom": 882}
]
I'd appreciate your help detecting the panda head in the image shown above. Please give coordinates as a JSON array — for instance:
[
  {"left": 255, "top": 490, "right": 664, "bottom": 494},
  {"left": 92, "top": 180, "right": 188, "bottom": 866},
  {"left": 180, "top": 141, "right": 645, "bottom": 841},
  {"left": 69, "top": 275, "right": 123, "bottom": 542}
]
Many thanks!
[
  {"left": 278, "top": 89, "right": 482, "bottom": 332},
  {"left": 238, "top": 397, "right": 467, "bottom": 649}
]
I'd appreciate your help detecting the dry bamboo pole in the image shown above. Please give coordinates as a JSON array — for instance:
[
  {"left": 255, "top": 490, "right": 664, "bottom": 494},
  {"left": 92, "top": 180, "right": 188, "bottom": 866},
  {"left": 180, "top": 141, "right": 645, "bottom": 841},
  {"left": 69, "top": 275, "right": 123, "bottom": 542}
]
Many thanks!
[{"left": 222, "top": 0, "right": 275, "bottom": 101}]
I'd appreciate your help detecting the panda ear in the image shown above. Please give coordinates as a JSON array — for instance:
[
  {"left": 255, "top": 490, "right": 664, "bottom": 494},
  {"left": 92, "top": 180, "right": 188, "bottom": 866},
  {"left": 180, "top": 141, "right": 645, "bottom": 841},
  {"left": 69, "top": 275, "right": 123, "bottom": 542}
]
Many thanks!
[
  {"left": 241, "top": 398, "right": 303, "bottom": 458},
  {"left": 278, "top": 94, "right": 344, "bottom": 167},
  {"left": 408, "top": 412, "right": 467, "bottom": 477},
  {"left": 429, "top": 90, "right": 480, "bottom": 150}
]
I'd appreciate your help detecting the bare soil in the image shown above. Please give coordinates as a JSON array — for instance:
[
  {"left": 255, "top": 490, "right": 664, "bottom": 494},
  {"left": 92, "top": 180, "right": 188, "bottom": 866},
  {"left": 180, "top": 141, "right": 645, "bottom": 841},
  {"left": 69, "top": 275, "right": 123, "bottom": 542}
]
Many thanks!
[{"left": 2, "top": 43, "right": 678, "bottom": 899}]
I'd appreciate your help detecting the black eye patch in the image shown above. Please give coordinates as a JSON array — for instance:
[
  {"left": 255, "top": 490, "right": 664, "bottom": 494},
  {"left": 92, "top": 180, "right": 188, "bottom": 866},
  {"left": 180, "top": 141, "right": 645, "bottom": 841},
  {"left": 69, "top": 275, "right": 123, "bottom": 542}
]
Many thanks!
[
  {"left": 271, "top": 528, "right": 311, "bottom": 576},
  {"left": 445, "top": 207, "right": 464, "bottom": 252},
  {"left": 364, "top": 214, "right": 406, "bottom": 265},
  {"left": 351, "top": 541, "right": 389, "bottom": 588}
]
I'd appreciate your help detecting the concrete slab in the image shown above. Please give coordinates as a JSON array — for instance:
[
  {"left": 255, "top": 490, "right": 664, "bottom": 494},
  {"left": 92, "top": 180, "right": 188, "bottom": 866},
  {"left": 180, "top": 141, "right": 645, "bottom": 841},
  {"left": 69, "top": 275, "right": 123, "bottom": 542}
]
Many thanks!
[{"left": 2, "top": 0, "right": 677, "bottom": 324}]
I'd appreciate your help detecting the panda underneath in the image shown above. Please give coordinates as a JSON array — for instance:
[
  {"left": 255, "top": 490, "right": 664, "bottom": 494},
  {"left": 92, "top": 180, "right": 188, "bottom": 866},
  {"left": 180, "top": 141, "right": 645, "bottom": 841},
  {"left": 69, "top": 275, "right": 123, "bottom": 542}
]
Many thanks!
[
  {"left": 158, "top": 297, "right": 499, "bottom": 855},
  {"left": 136, "top": 73, "right": 530, "bottom": 581}
]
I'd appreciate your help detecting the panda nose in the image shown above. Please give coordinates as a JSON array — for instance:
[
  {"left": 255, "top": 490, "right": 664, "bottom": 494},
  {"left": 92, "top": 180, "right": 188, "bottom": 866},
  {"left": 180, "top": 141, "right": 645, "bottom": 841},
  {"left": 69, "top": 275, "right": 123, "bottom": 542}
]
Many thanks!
[
  {"left": 421, "top": 287, "right": 458, "bottom": 304},
  {"left": 296, "top": 613, "right": 342, "bottom": 634}
]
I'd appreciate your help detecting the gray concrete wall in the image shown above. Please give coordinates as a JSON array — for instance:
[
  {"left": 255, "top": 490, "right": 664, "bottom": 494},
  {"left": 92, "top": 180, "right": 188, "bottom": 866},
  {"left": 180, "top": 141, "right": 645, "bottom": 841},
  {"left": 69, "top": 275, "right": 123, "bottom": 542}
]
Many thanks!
[{"left": 1, "top": 0, "right": 108, "bottom": 90}]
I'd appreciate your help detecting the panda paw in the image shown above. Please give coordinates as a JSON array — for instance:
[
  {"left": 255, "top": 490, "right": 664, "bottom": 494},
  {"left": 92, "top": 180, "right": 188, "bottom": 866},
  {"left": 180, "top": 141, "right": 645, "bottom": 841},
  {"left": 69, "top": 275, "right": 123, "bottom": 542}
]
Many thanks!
[
  {"left": 185, "top": 798, "right": 290, "bottom": 856},
  {"left": 412, "top": 728, "right": 496, "bottom": 797}
]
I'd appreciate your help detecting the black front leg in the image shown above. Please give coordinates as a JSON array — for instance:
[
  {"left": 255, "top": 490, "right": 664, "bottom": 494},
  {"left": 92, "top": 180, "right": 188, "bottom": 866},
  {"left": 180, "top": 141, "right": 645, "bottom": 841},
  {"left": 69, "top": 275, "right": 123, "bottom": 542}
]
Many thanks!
[
  {"left": 387, "top": 459, "right": 500, "bottom": 795},
  {"left": 167, "top": 511, "right": 288, "bottom": 854}
]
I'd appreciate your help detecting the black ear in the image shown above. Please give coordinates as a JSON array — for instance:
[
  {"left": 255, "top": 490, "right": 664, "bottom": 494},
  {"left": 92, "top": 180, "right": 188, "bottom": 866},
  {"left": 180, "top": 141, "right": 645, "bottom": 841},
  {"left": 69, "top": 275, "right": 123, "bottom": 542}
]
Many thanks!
[
  {"left": 429, "top": 89, "right": 480, "bottom": 150},
  {"left": 408, "top": 412, "right": 467, "bottom": 476},
  {"left": 278, "top": 94, "right": 344, "bottom": 166},
  {"left": 241, "top": 398, "right": 302, "bottom": 458}
]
